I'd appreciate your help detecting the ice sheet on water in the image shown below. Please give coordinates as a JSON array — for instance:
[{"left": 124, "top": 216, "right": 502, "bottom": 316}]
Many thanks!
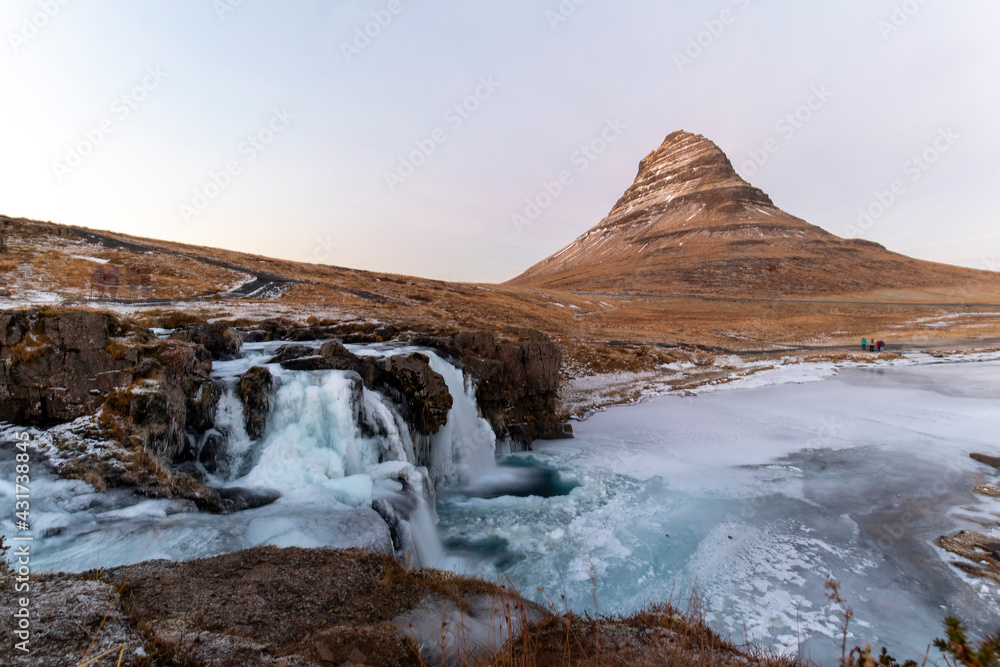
[{"left": 438, "top": 359, "right": 1000, "bottom": 664}]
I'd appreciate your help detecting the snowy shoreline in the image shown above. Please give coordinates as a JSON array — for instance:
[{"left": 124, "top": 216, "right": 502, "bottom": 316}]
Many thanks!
[{"left": 561, "top": 345, "right": 1000, "bottom": 422}]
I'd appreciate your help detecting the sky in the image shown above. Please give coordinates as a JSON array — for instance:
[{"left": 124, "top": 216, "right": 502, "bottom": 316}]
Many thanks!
[{"left": 1, "top": 0, "right": 998, "bottom": 283}]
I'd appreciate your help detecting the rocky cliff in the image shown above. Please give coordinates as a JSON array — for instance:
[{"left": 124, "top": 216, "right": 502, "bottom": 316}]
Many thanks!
[
  {"left": 1, "top": 311, "right": 224, "bottom": 506},
  {"left": 0, "top": 311, "right": 143, "bottom": 425},
  {"left": 2, "top": 311, "right": 570, "bottom": 511},
  {"left": 407, "top": 329, "right": 569, "bottom": 446}
]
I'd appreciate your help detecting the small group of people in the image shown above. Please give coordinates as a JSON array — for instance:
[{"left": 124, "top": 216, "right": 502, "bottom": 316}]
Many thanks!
[{"left": 861, "top": 337, "right": 885, "bottom": 353}]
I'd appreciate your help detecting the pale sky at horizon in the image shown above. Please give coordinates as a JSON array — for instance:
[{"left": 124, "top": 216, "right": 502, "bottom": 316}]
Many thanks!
[{"left": 2, "top": 1, "right": 998, "bottom": 282}]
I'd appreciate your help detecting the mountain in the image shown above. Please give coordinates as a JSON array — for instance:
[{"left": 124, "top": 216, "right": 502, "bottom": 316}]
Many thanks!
[{"left": 508, "top": 131, "right": 998, "bottom": 298}]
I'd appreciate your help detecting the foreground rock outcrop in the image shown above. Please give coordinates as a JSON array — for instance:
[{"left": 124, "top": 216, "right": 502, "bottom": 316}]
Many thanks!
[
  {"left": 0, "top": 546, "right": 546, "bottom": 667},
  {"left": 0, "top": 544, "right": 825, "bottom": 667}
]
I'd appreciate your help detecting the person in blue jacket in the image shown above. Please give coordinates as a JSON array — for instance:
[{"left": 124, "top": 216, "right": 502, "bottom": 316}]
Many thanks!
[{"left": 861, "top": 337, "right": 867, "bottom": 352}]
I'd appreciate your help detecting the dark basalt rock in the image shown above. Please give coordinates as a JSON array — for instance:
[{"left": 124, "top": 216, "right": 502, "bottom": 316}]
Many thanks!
[
  {"left": 266, "top": 343, "right": 313, "bottom": 364},
  {"left": 0, "top": 310, "right": 143, "bottom": 425},
  {"left": 319, "top": 339, "right": 350, "bottom": 358},
  {"left": 280, "top": 355, "right": 353, "bottom": 372},
  {"left": 170, "top": 322, "right": 242, "bottom": 360},
  {"left": 186, "top": 378, "right": 221, "bottom": 434},
  {"left": 238, "top": 329, "right": 269, "bottom": 343},
  {"left": 403, "top": 328, "right": 569, "bottom": 447},
  {"left": 238, "top": 366, "right": 274, "bottom": 440},
  {"left": 205, "top": 486, "right": 281, "bottom": 514},
  {"left": 198, "top": 431, "right": 227, "bottom": 475},
  {"left": 371, "top": 353, "right": 453, "bottom": 436}
]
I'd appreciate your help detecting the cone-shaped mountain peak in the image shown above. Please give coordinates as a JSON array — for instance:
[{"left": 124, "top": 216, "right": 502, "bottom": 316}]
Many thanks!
[
  {"left": 508, "top": 130, "right": 971, "bottom": 297},
  {"left": 600, "top": 130, "right": 776, "bottom": 231}
]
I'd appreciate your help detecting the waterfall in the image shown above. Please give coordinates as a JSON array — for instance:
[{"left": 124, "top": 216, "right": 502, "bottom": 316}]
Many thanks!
[
  {"left": 425, "top": 352, "right": 498, "bottom": 489},
  {"left": 198, "top": 384, "right": 254, "bottom": 480},
  {"left": 211, "top": 347, "right": 499, "bottom": 567}
]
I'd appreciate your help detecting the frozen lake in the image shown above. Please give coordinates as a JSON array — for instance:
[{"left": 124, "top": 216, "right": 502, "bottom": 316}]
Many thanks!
[{"left": 438, "top": 359, "right": 1000, "bottom": 664}]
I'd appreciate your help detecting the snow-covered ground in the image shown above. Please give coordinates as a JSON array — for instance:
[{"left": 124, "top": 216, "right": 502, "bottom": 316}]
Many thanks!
[{"left": 438, "top": 355, "right": 1000, "bottom": 664}]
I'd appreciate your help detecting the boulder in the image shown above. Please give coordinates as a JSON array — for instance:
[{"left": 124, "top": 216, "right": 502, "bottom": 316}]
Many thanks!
[
  {"left": 238, "top": 366, "right": 274, "bottom": 440},
  {"left": 319, "top": 339, "right": 350, "bottom": 358},
  {"left": 170, "top": 322, "right": 242, "bottom": 360},
  {"left": 371, "top": 353, "right": 453, "bottom": 436},
  {"left": 203, "top": 486, "right": 281, "bottom": 514},
  {"left": 266, "top": 343, "right": 313, "bottom": 364},
  {"left": 280, "top": 355, "right": 353, "bottom": 372}
]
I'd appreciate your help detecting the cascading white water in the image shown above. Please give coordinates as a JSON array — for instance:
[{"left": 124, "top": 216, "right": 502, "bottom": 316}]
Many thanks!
[
  {"left": 424, "top": 353, "right": 498, "bottom": 489},
  {"left": 218, "top": 346, "right": 499, "bottom": 567},
  {"left": 0, "top": 341, "right": 503, "bottom": 572},
  {"left": 203, "top": 384, "right": 253, "bottom": 479}
]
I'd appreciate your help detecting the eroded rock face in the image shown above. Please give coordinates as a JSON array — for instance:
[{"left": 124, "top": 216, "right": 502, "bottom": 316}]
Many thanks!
[
  {"left": 187, "top": 377, "right": 221, "bottom": 434},
  {"left": 0, "top": 311, "right": 221, "bottom": 454},
  {"left": 0, "top": 311, "right": 142, "bottom": 425},
  {"left": 102, "top": 339, "right": 216, "bottom": 463},
  {"left": 0, "top": 311, "right": 227, "bottom": 505},
  {"left": 371, "top": 353, "right": 453, "bottom": 436},
  {"left": 238, "top": 366, "right": 273, "bottom": 440},
  {"left": 411, "top": 329, "right": 569, "bottom": 446}
]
